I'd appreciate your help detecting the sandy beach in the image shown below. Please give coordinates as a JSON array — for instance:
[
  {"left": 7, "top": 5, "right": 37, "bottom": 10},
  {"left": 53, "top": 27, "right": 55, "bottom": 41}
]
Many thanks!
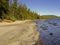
[{"left": 0, "top": 20, "right": 41, "bottom": 45}]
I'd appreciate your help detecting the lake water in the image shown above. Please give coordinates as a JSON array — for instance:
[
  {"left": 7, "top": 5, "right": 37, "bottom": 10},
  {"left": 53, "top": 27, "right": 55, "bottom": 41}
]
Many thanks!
[{"left": 36, "top": 18, "right": 60, "bottom": 45}]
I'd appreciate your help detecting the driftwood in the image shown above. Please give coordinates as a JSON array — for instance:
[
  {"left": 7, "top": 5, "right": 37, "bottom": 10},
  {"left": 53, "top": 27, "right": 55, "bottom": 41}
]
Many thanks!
[{"left": 3, "top": 19, "right": 13, "bottom": 23}]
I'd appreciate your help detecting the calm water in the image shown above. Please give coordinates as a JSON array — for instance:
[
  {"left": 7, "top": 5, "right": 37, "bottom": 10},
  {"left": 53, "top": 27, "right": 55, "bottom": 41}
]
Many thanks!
[{"left": 36, "top": 18, "right": 60, "bottom": 45}]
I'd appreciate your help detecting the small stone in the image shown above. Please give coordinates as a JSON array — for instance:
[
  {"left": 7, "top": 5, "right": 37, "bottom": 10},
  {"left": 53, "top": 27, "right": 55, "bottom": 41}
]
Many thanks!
[
  {"left": 53, "top": 23, "right": 58, "bottom": 26},
  {"left": 49, "top": 33, "right": 53, "bottom": 36},
  {"left": 40, "top": 24, "right": 47, "bottom": 30}
]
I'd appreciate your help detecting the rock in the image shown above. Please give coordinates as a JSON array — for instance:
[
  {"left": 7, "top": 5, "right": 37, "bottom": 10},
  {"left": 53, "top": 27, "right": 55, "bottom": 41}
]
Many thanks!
[
  {"left": 48, "top": 21, "right": 58, "bottom": 26},
  {"left": 49, "top": 33, "right": 53, "bottom": 36},
  {"left": 52, "top": 23, "right": 58, "bottom": 26},
  {"left": 40, "top": 24, "right": 47, "bottom": 30}
]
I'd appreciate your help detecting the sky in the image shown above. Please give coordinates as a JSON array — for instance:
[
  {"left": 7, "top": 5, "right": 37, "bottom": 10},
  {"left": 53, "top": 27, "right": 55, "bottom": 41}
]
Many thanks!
[{"left": 18, "top": 0, "right": 60, "bottom": 16}]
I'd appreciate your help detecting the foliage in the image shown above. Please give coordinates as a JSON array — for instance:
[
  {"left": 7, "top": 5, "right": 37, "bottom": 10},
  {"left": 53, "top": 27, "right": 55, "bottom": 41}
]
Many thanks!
[
  {"left": 40, "top": 15, "right": 59, "bottom": 19},
  {"left": 10, "top": 17, "right": 17, "bottom": 22},
  {"left": 0, "top": 0, "right": 9, "bottom": 19},
  {"left": 0, "top": 19, "right": 2, "bottom": 22},
  {"left": 0, "top": 0, "right": 40, "bottom": 21}
]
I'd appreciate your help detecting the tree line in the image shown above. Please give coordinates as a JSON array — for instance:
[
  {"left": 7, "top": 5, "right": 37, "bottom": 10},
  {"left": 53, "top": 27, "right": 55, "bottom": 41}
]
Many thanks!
[{"left": 0, "top": 0, "right": 40, "bottom": 21}]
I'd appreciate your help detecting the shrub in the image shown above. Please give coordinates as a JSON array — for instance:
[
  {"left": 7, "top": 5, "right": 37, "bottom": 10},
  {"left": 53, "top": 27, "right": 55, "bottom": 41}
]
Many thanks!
[
  {"left": 0, "top": 19, "right": 2, "bottom": 22},
  {"left": 10, "top": 17, "right": 17, "bottom": 22},
  {"left": 5, "top": 15, "right": 17, "bottom": 22}
]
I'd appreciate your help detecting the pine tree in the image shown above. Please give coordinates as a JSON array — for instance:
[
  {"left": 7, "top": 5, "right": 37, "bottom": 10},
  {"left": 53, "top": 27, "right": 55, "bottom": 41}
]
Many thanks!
[{"left": 0, "top": 0, "right": 9, "bottom": 19}]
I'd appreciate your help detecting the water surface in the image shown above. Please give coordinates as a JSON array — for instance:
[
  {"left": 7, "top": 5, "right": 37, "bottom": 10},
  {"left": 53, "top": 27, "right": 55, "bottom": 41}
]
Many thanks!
[{"left": 36, "top": 19, "right": 60, "bottom": 45}]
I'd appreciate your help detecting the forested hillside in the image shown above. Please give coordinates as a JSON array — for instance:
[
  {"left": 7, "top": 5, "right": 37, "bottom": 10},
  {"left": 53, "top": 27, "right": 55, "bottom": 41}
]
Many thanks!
[
  {"left": 0, "top": 0, "right": 40, "bottom": 22},
  {"left": 40, "top": 15, "right": 60, "bottom": 19}
]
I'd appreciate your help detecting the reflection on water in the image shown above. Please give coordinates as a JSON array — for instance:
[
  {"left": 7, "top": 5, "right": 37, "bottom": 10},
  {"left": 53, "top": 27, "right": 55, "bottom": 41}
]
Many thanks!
[{"left": 36, "top": 18, "right": 60, "bottom": 45}]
